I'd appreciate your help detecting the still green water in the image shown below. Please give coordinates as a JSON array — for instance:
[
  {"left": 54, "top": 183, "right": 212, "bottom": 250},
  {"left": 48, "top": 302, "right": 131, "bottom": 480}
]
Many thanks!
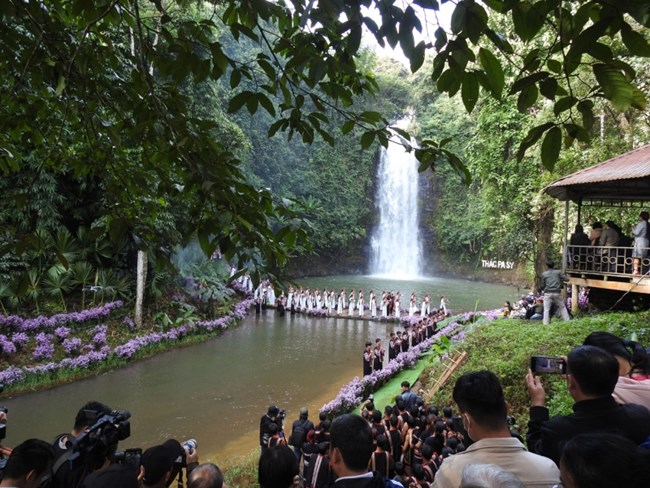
[{"left": 4, "top": 275, "right": 519, "bottom": 466}]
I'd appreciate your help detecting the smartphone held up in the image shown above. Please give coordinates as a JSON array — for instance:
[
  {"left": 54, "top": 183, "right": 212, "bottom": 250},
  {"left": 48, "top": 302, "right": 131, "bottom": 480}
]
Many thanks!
[{"left": 530, "top": 356, "right": 567, "bottom": 375}]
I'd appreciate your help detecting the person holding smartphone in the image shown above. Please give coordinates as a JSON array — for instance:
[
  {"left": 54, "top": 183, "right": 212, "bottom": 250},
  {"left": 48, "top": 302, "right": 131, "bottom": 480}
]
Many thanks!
[{"left": 526, "top": 345, "right": 650, "bottom": 465}]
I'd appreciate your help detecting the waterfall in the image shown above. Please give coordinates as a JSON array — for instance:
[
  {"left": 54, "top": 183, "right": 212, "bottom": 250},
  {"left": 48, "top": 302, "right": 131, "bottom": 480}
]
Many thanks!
[{"left": 370, "top": 120, "right": 423, "bottom": 278}]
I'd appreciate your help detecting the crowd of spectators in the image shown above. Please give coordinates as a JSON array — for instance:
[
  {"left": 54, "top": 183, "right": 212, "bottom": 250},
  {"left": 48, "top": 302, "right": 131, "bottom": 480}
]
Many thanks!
[
  {"left": 0, "top": 401, "right": 226, "bottom": 488},
  {"left": 259, "top": 330, "right": 650, "bottom": 488},
  {"left": 2, "top": 330, "right": 649, "bottom": 488}
]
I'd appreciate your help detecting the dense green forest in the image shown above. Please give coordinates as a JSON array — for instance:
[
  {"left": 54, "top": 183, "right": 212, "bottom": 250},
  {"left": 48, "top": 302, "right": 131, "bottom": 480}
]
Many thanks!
[{"left": 2, "top": 1, "right": 650, "bottom": 313}]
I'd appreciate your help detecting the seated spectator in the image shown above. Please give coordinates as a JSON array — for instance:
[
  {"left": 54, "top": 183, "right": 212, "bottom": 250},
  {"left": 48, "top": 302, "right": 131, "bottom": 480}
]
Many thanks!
[
  {"left": 559, "top": 433, "right": 650, "bottom": 488},
  {"left": 0, "top": 439, "right": 54, "bottom": 488},
  {"left": 459, "top": 463, "right": 525, "bottom": 488},
  {"left": 258, "top": 445, "right": 301, "bottom": 488},
  {"left": 187, "top": 463, "right": 227, "bottom": 488},
  {"left": 528, "top": 298, "right": 543, "bottom": 321},
  {"left": 432, "top": 371, "right": 559, "bottom": 488},
  {"left": 526, "top": 345, "right": 650, "bottom": 465},
  {"left": 583, "top": 331, "right": 650, "bottom": 409}
]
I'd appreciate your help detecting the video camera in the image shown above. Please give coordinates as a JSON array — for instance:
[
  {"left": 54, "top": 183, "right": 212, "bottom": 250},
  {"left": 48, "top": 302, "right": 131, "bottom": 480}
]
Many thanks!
[{"left": 66, "top": 410, "right": 131, "bottom": 470}]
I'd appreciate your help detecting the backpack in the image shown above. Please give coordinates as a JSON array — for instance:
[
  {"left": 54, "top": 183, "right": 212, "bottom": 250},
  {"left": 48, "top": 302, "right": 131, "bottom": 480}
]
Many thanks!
[{"left": 290, "top": 420, "right": 307, "bottom": 447}]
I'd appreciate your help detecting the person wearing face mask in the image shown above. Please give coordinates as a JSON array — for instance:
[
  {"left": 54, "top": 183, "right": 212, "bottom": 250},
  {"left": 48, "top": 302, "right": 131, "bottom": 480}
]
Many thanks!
[{"left": 432, "top": 371, "right": 559, "bottom": 488}]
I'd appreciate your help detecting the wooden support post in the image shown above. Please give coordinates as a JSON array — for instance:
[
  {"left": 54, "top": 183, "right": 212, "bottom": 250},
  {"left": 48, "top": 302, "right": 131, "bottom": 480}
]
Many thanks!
[{"left": 571, "top": 283, "right": 578, "bottom": 315}]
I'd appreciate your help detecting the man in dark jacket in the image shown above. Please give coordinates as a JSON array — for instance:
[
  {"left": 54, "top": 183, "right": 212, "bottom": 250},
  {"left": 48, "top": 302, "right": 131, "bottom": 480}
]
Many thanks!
[
  {"left": 526, "top": 345, "right": 650, "bottom": 465},
  {"left": 541, "top": 260, "right": 570, "bottom": 325},
  {"left": 290, "top": 407, "right": 314, "bottom": 461}
]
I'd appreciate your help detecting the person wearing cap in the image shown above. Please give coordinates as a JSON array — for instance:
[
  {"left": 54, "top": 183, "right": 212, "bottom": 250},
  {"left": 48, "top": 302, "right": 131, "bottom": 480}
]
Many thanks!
[
  {"left": 260, "top": 405, "right": 280, "bottom": 454},
  {"left": 540, "top": 259, "right": 570, "bottom": 325},
  {"left": 142, "top": 439, "right": 199, "bottom": 488},
  {"left": 142, "top": 444, "right": 174, "bottom": 488},
  {"left": 290, "top": 407, "right": 314, "bottom": 461}
]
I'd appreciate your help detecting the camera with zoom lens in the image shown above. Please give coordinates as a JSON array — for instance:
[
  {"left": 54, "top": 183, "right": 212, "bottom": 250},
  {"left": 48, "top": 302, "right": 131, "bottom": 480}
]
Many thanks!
[
  {"left": 277, "top": 409, "right": 286, "bottom": 421},
  {"left": 65, "top": 410, "right": 132, "bottom": 471}
]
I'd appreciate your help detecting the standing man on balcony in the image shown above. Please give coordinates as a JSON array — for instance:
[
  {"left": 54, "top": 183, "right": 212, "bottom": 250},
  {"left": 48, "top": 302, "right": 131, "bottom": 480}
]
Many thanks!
[
  {"left": 632, "top": 211, "right": 649, "bottom": 276},
  {"left": 541, "top": 260, "right": 570, "bottom": 325}
]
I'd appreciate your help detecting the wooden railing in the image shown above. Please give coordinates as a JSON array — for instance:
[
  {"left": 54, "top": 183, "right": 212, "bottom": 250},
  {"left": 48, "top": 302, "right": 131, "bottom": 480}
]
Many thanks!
[{"left": 566, "top": 245, "right": 650, "bottom": 278}]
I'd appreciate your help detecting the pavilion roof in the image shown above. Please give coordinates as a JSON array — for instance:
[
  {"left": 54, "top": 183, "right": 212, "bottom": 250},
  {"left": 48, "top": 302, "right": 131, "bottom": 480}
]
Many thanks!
[{"left": 544, "top": 143, "right": 650, "bottom": 203}]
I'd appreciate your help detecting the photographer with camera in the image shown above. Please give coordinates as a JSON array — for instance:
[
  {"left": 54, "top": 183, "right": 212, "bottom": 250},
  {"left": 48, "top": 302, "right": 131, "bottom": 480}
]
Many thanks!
[
  {"left": 260, "top": 406, "right": 285, "bottom": 455},
  {"left": 139, "top": 438, "right": 199, "bottom": 488},
  {"left": 0, "top": 439, "right": 54, "bottom": 488},
  {"left": 51, "top": 401, "right": 116, "bottom": 488},
  {"left": 52, "top": 401, "right": 131, "bottom": 488}
]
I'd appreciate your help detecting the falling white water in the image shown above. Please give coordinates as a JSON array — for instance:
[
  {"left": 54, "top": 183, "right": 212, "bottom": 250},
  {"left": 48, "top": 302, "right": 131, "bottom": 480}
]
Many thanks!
[{"left": 370, "top": 119, "right": 423, "bottom": 278}]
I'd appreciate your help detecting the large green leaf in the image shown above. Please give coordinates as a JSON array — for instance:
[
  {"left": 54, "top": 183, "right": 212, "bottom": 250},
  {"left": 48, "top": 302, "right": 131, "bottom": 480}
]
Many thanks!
[
  {"left": 478, "top": 47, "right": 504, "bottom": 99},
  {"left": 593, "top": 63, "right": 634, "bottom": 111},
  {"left": 461, "top": 71, "right": 479, "bottom": 112},
  {"left": 541, "top": 126, "right": 561, "bottom": 170},
  {"left": 621, "top": 23, "right": 650, "bottom": 56}
]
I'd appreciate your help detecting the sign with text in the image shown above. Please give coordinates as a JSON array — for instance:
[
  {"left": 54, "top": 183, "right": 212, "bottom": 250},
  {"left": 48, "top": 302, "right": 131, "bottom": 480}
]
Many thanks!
[{"left": 481, "top": 259, "right": 515, "bottom": 270}]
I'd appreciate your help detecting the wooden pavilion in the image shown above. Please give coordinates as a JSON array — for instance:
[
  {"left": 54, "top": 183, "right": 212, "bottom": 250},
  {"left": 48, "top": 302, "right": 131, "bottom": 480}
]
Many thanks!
[{"left": 543, "top": 143, "right": 650, "bottom": 312}]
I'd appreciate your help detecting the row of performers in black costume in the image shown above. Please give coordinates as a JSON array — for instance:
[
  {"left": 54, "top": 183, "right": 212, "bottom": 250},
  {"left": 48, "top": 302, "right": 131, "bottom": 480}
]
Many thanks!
[{"left": 363, "top": 319, "right": 438, "bottom": 376}]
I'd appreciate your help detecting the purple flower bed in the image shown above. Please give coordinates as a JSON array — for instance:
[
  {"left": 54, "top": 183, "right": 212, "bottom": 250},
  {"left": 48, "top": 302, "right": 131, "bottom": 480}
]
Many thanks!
[
  {"left": 0, "top": 290, "right": 256, "bottom": 387},
  {"left": 0, "top": 335, "right": 16, "bottom": 356},
  {"left": 0, "top": 301, "right": 124, "bottom": 333},
  {"left": 11, "top": 332, "right": 29, "bottom": 349}
]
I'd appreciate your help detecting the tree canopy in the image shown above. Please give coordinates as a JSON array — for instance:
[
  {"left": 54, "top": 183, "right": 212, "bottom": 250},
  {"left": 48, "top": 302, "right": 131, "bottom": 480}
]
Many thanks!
[{"left": 2, "top": 0, "right": 650, "bottom": 276}]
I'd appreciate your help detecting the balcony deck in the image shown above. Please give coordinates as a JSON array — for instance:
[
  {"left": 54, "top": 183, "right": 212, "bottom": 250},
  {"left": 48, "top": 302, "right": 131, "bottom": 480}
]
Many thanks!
[{"left": 565, "top": 245, "right": 650, "bottom": 311}]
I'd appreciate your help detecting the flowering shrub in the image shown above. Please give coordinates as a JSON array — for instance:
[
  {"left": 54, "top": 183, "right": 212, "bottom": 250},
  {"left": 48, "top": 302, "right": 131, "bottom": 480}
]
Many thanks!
[
  {"left": 92, "top": 325, "right": 108, "bottom": 347},
  {"left": 0, "top": 301, "right": 124, "bottom": 333},
  {"left": 0, "top": 335, "right": 16, "bottom": 356},
  {"left": 55, "top": 326, "right": 71, "bottom": 342},
  {"left": 11, "top": 332, "right": 29, "bottom": 349},
  {"left": 32, "top": 333, "right": 55, "bottom": 361},
  {"left": 320, "top": 321, "right": 464, "bottom": 417},
  {"left": 62, "top": 337, "right": 82, "bottom": 354}
]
